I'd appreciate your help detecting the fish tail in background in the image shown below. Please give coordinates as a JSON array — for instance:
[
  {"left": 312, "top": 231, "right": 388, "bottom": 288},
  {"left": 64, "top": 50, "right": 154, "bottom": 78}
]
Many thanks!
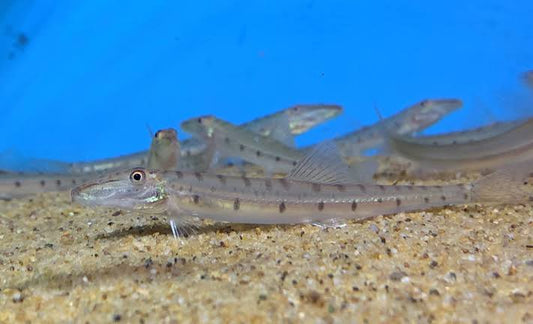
[{"left": 471, "top": 161, "right": 533, "bottom": 204}]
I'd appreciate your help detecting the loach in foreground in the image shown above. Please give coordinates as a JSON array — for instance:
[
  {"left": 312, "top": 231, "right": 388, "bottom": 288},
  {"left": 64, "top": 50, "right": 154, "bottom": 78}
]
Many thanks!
[{"left": 71, "top": 143, "right": 533, "bottom": 238}]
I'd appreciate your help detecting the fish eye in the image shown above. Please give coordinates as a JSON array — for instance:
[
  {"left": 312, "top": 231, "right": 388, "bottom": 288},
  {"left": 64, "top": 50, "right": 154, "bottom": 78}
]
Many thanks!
[
  {"left": 154, "top": 130, "right": 160, "bottom": 138},
  {"left": 130, "top": 170, "right": 146, "bottom": 183},
  {"left": 197, "top": 118, "right": 203, "bottom": 124}
]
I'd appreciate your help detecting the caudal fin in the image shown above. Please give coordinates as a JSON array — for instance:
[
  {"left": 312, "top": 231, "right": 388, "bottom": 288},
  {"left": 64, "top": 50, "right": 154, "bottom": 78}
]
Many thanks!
[{"left": 472, "top": 161, "right": 533, "bottom": 204}]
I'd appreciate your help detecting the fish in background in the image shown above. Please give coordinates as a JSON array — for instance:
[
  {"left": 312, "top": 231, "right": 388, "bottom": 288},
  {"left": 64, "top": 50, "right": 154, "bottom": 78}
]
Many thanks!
[
  {"left": 326, "top": 99, "right": 462, "bottom": 157},
  {"left": 181, "top": 115, "right": 379, "bottom": 182},
  {"left": 0, "top": 128, "right": 181, "bottom": 199},
  {"left": 393, "top": 120, "right": 524, "bottom": 146},
  {"left": 386, "top": 117, "right": 533, "bottom": 175},
  {"left": 71, "top": 142, "right": 533, "bottom": 238},
  {"left": 147, "top": 129, "right": 181, "bottom": 171},
  {"left": 181, "top": 115, "right": 304, "bottom": 174},
  {"left": 181, "top": 99, "right": 462, "bottom": 178},
  {"left": 178, "top": 104, "right": 342, "bottom": 161},
  {"left": 0, "top": 104, "right": 342, "bottom": 174}
]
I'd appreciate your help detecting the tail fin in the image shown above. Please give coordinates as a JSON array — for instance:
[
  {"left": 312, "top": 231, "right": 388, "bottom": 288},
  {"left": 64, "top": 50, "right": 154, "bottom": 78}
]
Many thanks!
[{"left": 472, "top": 161, "right": 533, "bottom": 204}]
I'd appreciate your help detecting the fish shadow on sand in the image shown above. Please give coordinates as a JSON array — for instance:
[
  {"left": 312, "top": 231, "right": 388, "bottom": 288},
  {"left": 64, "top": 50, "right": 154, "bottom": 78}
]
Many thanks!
[{"left": 94, "top": 221, "right": 278, "bottom": 241}]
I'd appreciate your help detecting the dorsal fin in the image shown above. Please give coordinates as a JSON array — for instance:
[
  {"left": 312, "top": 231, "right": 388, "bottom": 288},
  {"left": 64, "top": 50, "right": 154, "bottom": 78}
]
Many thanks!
[{"left": 287, "top": 142, "right": 365, "bottom": 184}]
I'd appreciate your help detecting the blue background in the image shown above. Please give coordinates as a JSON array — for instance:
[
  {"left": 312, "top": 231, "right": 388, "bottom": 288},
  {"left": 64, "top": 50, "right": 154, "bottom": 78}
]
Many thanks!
[{"left": 1, "top": 1, "right": 532, "bottom": 162}]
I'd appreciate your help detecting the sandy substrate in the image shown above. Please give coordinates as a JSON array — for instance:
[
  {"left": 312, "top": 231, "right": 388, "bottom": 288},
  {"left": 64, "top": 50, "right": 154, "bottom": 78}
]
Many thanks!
[{"left": 0, "top": 173, "right": 532, "bottom": 323}]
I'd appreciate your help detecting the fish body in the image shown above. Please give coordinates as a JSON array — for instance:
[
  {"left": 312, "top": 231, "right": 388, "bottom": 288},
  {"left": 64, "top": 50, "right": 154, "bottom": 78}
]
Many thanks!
[
  {"left": 332, "top": 99, "right": 462, "bottom": 157},
  {"left": 402, "top": 120, "right": 523, "bottom": 146},
  {"left": 388, "top": 118, "right": 533, "bottom": 173},
  {"left": 181, "top": 116, "right": 304, "bottom": 173},
  {"left": 71, "top": 143, "right": 533, "bottom": 234},
  {"left": 0, "top": 128, "right": 181, "bottom": 199}
]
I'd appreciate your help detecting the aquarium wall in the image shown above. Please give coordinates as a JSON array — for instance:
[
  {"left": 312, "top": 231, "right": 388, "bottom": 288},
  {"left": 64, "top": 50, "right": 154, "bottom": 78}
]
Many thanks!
[{"left": 0, "top": 1, "right": 532, "bottom": 161}]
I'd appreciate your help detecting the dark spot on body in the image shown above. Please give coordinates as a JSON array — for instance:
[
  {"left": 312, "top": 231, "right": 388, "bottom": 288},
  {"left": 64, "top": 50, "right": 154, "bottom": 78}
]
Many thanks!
[
  {"left": 233, "top": 198, "right": 240, "bottom": 211},
  {"left": 193, "top": 195, "right": 200, "bottom": 204},
  {"left": 464, "top": 193, "right": 469, "bottom": 200},
  {"left": 14, "top": 181, "right": 21, "bottom": 187},
  {"left": 377, "top": 198, "right": 383, "bottom": 203},
  {"left": 194, "top": 172, "right": 203, "bottom": 181},
  {"left": 336, "top": 184, "right": 345, "bottom": 192},
  {"left": 275, "top": 156, "right": 281, "bottom": 162},
  {"left": 242, "top": 176, "right": 251, "bottom": 187},
  {"left": 318, "top": 201, "right": 324, "bottom": 211},
  {"left": 224, "top": 137, "right": 230, "bottom": 144},
  {"left": 71, "top": 179, "right": 76, "bottom": 185},
  {"left": 239, "top": 144, "right": 245, "bottom": 151},
  {"left": 351, "top": 201, "right": 357, "bottom": 211},
  {"left": 56, "top": 179, "right": 61, "bottom": 186},
  {"left": 441, "top": 195, "right": 446, "bottom": 201},
  {"left": 292, "top": 161, "right": 298, "bottom": 166},
  {"left": 424, "top": 197, "right": 430, "bottom": 203},
  {"left": 256, "top": 150, "right": 261, "bottom": 157},
  {"left": 396, "top": 198, "right": 401, "bottom": 206},
  {"left": 176, "top": 171, "right": 183, "bottom": 179},
  {"left": 216, "top": 174, "right": 226, "bottom": 185},
  {"left": 378, "top": 185, "right": 385, "bottom": 192},
  {"left": 358, "top": 184, "right": 366, "bottom": 193},
  {"left": 279, "top": 202, "right": 286, "bottom": 213},
  {"left": 40, "top": 180, "right": 45, "bottom": 187}
]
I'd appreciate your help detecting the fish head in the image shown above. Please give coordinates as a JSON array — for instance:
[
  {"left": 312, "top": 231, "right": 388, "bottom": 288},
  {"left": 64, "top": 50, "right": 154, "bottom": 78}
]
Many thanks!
[
  {"left": 285, "top": 105, "right": 343, "bottom": 134},
  {"left": 154, "top": 128, "right": 178, "bottom": 143},
  {"left": 181, "top": 115, "right": 216, "bottom": 138},
  {"left": 397, "top": 99, "right": 463, "bottom": 134},
  {"left": 71, "top": 168, "right": 168, "bottom": 211}
]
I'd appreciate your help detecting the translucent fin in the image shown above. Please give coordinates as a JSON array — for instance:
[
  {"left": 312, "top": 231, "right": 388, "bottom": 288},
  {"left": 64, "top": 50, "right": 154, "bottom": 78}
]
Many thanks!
[
  {"left": 287, "top": 142, "right": 361, "bottom": 184},
  {"left": 167, "top": 196, "right": 202, "bottom": 239}
]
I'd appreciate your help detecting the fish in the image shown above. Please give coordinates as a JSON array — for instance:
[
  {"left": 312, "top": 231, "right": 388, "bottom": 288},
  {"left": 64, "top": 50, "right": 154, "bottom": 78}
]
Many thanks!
[
  {"left": 71, "top": 143, "right": 533, "bottom": 238},
  {"left": 178, "top": 104, "right": 343, "bottom": 162},
  {"left": 23, "top": 104, "right": 341, "bottom": 174},
  {"left": 0, "top": 128, "right": 181, "bottom": 199},
  {"left": 396, "top": 120, "right": 524, "bottom": 146},
  {"left": 387, "top": 117, "right": 533, "bottom": 174},
  {"left": 181, "top": 115, "right": 303, "bottom": 174},
  {"left": 330, "top": 99, "right": 462, "bottom": 157},
  {"left": 147, "top": 128, "right": 180, "bottom": 170}
]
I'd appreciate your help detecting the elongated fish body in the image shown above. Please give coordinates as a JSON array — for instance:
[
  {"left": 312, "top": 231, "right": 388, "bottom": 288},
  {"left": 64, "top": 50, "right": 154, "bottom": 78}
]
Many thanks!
[
  {"left": 402, "top": 120, "right": 524, "bottom": 146},
  {"left": 0, "top": 172, "right": 97, "bottom": 199},
  {"left": 179, "top": 104, "right": 343, "bottom": 159},
  {"left": 0, "top": 128, "right": 181, "bottom": 199},
  {"left": 71, "top": 162, "right": 533, "bottom": 227},
  {"left": 67, "top": 151, "right": 148, "bottom": 174},
  {"left": 388, "top": 118, "right": 533, "bottom": 173},
  {"left": 54, "top": 104, "right": 342, "bottom": 174},
  {"left": 71, "top": 141, "right": 533, "bottom": 234},
  {"left": 331, "top": 99, "right": 462, "bottom": 157},
  {"left": 181, "top": 116, "right": 304, "bottom": 173}
]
